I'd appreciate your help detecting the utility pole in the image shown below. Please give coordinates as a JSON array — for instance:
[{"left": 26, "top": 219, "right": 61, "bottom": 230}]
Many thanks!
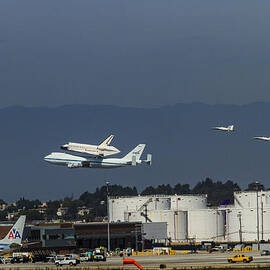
[
  {"left": 255, "top": 181, "right": 260, "bottom": 251},
  {"left": 261, "top": 199, "right": 264, "bottom": 241},
  {"left": 237, "top": 212, "right": 242, "bottom": 243},
  {"left": 106, "top": 181, "right": 110, "bottom": 254},
  {"left": 144, "top": 204, "right": 148, "bottom": 223}
]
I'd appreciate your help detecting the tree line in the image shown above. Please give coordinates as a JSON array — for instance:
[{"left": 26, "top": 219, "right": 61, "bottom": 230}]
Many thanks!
[{"left": 0, "top": 178, "right": 265, "bottom": 221}]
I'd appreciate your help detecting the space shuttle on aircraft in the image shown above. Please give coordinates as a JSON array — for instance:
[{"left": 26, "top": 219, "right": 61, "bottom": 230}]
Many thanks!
[
  {"left": 44, "top": 144, "right": 152, "bottom": 169},
  {"left": 212, "top": 125, "right": 234, "bottom": 132},
  {"left": 61, "top": 134, "right": 120, "bottom": 157},
  {"left": 0, "top": 215, "right": 26, "bottom": 250}
]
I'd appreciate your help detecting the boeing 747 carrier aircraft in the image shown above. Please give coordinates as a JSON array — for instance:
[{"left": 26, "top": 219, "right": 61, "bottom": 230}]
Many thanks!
[{"left": 44, "top": 144, "right": 152, "bottom": 169}]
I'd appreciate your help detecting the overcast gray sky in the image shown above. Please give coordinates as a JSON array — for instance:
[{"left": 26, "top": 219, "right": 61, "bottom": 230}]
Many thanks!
[{"left": 1, "top": 0, "right": 270, "bottom": 108}]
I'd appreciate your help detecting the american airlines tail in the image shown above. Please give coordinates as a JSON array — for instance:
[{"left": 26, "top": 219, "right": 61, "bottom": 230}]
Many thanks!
[
  {"left": 0, "top": 215, "right": 26, "bottom": 246},
  {"left": 122, "top": 144, "right": 146, "bottom": 161}
]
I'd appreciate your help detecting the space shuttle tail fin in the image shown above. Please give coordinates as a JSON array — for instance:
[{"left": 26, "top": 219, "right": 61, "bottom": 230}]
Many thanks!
[{"left": 99, "top": 134, "right": 114, "bottom": 147}]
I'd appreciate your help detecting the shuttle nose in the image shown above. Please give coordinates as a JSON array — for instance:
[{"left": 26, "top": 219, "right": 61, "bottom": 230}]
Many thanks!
[
  {"left": 111, "top": 147, "right": 121, "bottom": 154},
  {"left": 61, "top": 144, "right": 68, "bottom": 150}
]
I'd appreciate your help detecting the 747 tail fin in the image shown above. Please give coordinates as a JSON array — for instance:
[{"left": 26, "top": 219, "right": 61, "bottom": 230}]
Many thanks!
[{"left": 122, "top": 144, "right": 146, "bottom": 162}]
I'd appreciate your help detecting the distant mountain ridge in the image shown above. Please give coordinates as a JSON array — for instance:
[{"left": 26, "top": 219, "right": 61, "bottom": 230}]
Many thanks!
[{"left": 1, "top": 102, "right": 270, "bottom": 202}]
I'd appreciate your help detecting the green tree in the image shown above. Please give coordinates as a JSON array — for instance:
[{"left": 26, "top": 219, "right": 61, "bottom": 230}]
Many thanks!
[
  {"left": 16, "top": 197, "right": 41, "bottom": 210},
  {"left": 79, "top": 185, "right": 137, "bottom": 218},
  {"left": 173, "top": 184, "right": 190, "bottom": 194},
  {"left": 16, "top": 210, "right": 45, "bottom": 221},
  {"left": 141, "top": 184, "right": 173, "bottom": 195},
  {"left": 192, "top": 178, "right": 240, "bottom": 206},
  {"left": 246, "top": 182, "right": 265, "bottom": 191},
  {"left": 46, "top": 200, "right": 61, "bottom": 219}
]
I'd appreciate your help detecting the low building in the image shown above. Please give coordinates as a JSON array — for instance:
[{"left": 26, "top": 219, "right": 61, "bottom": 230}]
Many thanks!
[
  {"left": 75, "top": 222, "right": 143, "bottom": 250},
  {"left": 27, "top": 223, "right": 76, "bottom": 248}
]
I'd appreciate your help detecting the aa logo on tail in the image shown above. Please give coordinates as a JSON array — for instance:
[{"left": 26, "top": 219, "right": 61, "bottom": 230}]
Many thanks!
[{"left": 8, "top": 229, "right": 21, "bottom": 240}]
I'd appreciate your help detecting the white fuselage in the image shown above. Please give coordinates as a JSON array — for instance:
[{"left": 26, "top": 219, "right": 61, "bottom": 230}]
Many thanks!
[
  {"left": 254, "top": 136, "right": 270, "bottom": 141},
  {"left": 44, "top": 152, "right": 129, "bottom": 169},
  {"left": 0, "top": 244, "right": 10, "bottom": 250},
  {"left": 213, "top": 127, "right": 231, "bottom": 131},
  {"left": 61, "top": 142, "right": 120, "bottom": 157}
]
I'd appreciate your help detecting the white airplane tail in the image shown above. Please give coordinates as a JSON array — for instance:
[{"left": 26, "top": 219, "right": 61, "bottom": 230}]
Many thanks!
[
  {"left": 145, "top": 154, "right": 152, "bottom": 165},
  {"left": 122, "top": 144, "right": 146, "bottom": 162},
  {"left": 228, "top": 125, "right": 234, "bottom": 131},
  {"left": 0, "top": 216, "right": 26, "bottom": 245},
  {"left": 99, "top": 134, "right": 114, "bottom": 147}
]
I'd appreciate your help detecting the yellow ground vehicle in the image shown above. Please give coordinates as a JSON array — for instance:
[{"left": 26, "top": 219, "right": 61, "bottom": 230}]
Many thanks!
[{"left": 227, "top": 254, "right": 253, "bottom": 263}]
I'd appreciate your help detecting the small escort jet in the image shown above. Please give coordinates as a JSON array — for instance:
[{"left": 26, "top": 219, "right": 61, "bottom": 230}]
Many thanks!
[
  {"left": 253, "top": 136, "right": 270, "bottom": 141},
  {"left": 212, "top": 125, "right": 234, "bottom": 132}
]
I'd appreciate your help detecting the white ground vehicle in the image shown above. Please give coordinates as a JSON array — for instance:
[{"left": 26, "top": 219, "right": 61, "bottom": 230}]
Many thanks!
[
  {"left": 66, "top": 254, "right": 80, "bottom": 264},
  {"left": 1, "top": 256, "right": 14, "bottom": 264},
  {"left": 80, "top": 253, "right": 90, "bottom": 262},
  {"left": 55, "top": 256, "right": 77, "bottom": 266}
]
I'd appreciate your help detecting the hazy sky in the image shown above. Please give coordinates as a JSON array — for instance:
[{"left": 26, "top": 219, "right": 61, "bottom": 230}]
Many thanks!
[{"left": 1, "top": 0, "right": 270, "bottom": 108}]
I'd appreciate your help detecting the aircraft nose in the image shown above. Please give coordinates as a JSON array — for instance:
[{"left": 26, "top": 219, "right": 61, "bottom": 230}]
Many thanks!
[{"left": 44, "top": 154, "right": 51, "bottom": 162}]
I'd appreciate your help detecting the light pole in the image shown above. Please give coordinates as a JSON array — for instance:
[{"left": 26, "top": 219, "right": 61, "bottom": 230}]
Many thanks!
[
  {"left": 255, "top": 181, "right": 260, "bottom": 251},
  {"left": 237, "top": 212, "right": 242, "bottom": 244},
  {"left": 106, "top": 181, "right": 110, "bottom": 254}
]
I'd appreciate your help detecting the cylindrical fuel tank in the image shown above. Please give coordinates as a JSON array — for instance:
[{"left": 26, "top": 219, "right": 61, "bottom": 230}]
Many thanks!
[
  {"left": 226, "top": 207, "right": 270, "bottom": 242},
  {"left": 126, "top": 210, "right": 188, "bottom": 242},
  {"left": 171, "top": 195, "right": 207, "bottom": 210},
  {"left": 188, "top": 209, "right": 225, "bottom": 242}
]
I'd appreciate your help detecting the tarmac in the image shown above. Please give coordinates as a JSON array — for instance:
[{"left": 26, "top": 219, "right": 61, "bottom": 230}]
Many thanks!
[{"left": 1, "top": 252, "right": 270, "bottom": 269}]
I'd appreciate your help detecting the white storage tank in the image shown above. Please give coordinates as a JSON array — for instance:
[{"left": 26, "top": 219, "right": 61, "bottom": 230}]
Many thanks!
[
  {"left": 148, "top": 210, "right": 187, "bottom": 241},
  {"left": 226, "top": 208, "right": 256, "bottom": 242},
  {"left": 188, "top": 209, "right": 225, "bottom": 242},
  {"left": 226, "top": 206, "right": 270, "bottom": 242},
  {"left": 234, "top": 191, "right": 270, "bottom": 209},
  {"left": 109, "top": 197, "right": 135, "bottom": 222},
  {"left": 261, "top": 209, "right": 270, "bottom": 242},
  {"left": 109, "top": 196, "right": 171, "bottom": 222},
  {"left": 125, "top": 210, "right": 188, "bottom": 242},
  {"left": 124, "top": 210, "right": 144, "bottom": 223},
  {"left": 150, "top": 197, "right": 171, "bottom": 211},
  {"left": 165, "top": 211, "right": 187, "bottom": 241},
  {"left": 171, "top": 195, "right": 207, "bottom": 210},
  {"left": 109, "top": 196, "right": 150, "bottom": 222}
]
